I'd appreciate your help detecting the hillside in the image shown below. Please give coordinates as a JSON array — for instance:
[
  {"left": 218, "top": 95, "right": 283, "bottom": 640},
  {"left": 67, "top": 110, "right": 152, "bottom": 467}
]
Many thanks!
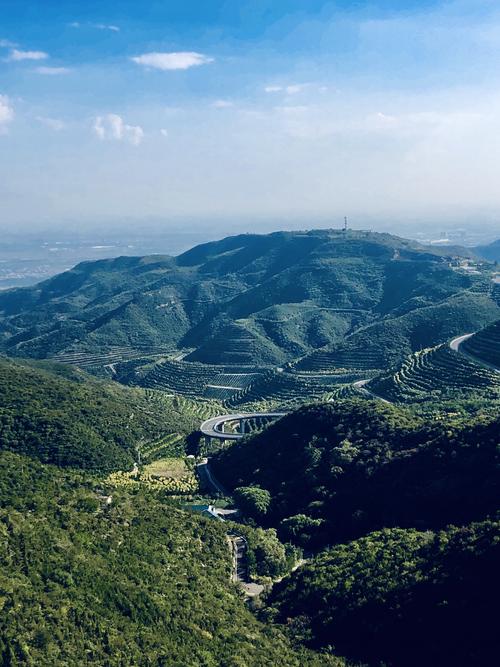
[
  {"left": 0, "top": 230, "right": 498, "bottom": 405},
  {"left": 461, "top": 318, "right": 500, "bottom": 368},
  {"left": 475, "top": 238, "right": 500, "bottom": 262},
  {"left": 211, "top": 401, "right": 500, "bottom": 547},
  {"left": 267, "top": 520, "right": 500, "bottom": 666},
  {"left": 365, "top": 342, "right": 499, "bottom": 403},
  {"left": 0, "top": 356, "right": 208, "bottom": 470},
  {"left": 295, "top": 286, "right": 500, "bottom": 374},
  {"left": 0, "top": 451, "right": 335, "bottom": 666}
]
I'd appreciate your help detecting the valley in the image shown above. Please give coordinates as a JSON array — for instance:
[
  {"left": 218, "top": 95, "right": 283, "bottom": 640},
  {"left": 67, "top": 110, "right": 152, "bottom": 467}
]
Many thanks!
[{"left": 0, "top": 228, "right": 498, "bottom": 666}]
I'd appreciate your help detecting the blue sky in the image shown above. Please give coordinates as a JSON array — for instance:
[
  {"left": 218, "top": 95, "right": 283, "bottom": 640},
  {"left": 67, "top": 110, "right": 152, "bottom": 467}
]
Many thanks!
[{"left": 1, "top": 0, "right": 500, "bottom": 230}]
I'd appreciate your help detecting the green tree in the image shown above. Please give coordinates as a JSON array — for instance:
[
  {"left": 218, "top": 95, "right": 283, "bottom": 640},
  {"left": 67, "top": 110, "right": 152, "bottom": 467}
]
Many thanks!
[
  {"left": 234, "top": 486, "right": 271, "bottom": 518},
  {"left": 280, "top": 514, "right": 324, "bottom": 548}
]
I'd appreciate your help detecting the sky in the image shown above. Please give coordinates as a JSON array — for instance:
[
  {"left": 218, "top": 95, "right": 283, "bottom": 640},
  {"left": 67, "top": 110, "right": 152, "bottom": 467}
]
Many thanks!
[{"left": 1, "top": 0, "right": 500, "bottom": 232}]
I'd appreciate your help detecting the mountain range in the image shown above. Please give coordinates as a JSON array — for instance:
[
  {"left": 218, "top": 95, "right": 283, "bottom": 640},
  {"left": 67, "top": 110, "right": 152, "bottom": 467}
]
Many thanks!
[{"left": 0, "top": 231, "right": 498, "bottom": 389}]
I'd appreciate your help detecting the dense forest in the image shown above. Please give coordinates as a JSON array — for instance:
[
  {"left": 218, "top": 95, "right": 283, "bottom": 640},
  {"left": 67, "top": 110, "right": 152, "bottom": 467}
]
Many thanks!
[
  {"left": 0, "top": 451, "right": 337, "bottom": 667},
  {"left": 0, "top": 356, "right": 198, "bottom": 470},
  {"left": 267, "top": 520, "right": 499, "bottom": 666},
  {"left": 212, "top": 400, "right": 500, "bottom": 547}
]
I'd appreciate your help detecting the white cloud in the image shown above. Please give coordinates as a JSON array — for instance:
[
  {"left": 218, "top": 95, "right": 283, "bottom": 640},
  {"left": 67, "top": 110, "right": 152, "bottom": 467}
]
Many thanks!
[
  {"left": 8, "top": 48, "right": 48, "bottom": 61},
  {"left": 36, "top": 116, "right": 65, "bottom": 131},
  {"left": 35, "top": 66, "right": 71, "bottom": 75},
  {"left": 131, "top": 52, "right": 214, "bottom": 71},
  {"left": 285, "top": 84, "right": 304, "bottom": 95},
  {"left": 93, "top": 114, "right": 144, "bottom": 146},
  {"left": 212, "top": 99, "right": 234, "bottom": 108},
  {"left": 94, "top": 24, "right": 120, "bottom": 32},
  {"left": 265, "top": 84, "right": 306, "bottom": 95},
  {"left": 0, "top": 95, "right": 14, "bottom": 133},
  {"left": 69, "top": 22, "right": 119, "bottom": 32},
  {"left": 0, "top": 39, "right": 17, "bottom": 48},
  {"left": 160, "top": 128, "right": 169, "bottom": 137}
]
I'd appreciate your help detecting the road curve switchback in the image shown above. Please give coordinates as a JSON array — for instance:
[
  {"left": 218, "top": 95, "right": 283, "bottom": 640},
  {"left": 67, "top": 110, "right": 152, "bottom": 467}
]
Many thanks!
[
  {"left": 449, "top": 333, "right": 474, "bottom": 352},
  {"left": 449, "top": 332, "right": 500, "bottom": 373},
  {"left": 200, "top": 412, "right": 286, "bottom": 441}
]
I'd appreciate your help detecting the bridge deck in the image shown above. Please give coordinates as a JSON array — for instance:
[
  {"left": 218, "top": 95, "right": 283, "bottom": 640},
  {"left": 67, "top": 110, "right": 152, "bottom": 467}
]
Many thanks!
[{"left": 200, "top": 412, "right": 286, "bottom": 441}]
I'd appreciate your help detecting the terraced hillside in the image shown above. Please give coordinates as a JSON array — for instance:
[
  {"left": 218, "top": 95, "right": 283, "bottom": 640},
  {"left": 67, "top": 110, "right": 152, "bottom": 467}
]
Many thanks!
[
  {"left": 295, "top": 346, "right": 384, "bottom": 374},
  {"left": 129, "top": 358, "right": 267, "bottom": 401},
  {"left": 52, "top": 345, "right": 172, "bottom": 377},
  {"left": 461, "top": 319, "right": 500, "bottom": 368},
  {"left": 186, "top": 321, "right": 286, "bottom": 366},
  {"left": 367, "top": 344, "right": 500, "bottom": 403},
  {"left": 296, "top": 288, "right": 500, "bottom": 376},
  {"left": 1, "top": 230, "right": 498, "bottom": 386},
  {"left": 229, "top": 369, "right": 366, "bottom": 410}
]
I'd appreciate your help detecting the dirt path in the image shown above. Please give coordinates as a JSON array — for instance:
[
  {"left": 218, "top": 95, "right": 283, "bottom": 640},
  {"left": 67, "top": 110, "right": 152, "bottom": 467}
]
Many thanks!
[{"left": 226, "top": 534, "right": 264, "bottom": 597}]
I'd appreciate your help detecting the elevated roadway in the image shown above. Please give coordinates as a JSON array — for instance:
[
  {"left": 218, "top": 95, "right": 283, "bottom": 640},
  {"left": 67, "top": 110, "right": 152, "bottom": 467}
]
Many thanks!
[{"left": 200, "top": 412, "right": 286, "bottom": 442}]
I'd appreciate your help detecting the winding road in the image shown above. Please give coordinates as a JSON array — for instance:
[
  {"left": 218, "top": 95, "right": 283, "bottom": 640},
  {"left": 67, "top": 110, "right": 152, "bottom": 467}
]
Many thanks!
[
  {"left": 352, "top": 331, "right": 499, "bottom": 405},
  {"left": 196, "top": 456, "right": 265, "bottom": 596},
  {"left": 352, "top": 379, "right": 392, "bottom": 404},
  {"left": 449, "top": 333, "right": 500, "bottom": 373},
  {"left": 195, "top": 332, "right": 499, "bottom": 593}
]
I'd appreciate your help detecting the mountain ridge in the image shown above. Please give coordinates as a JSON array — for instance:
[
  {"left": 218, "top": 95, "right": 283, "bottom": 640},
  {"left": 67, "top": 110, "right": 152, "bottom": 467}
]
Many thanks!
[{"left": 0, "top": 229, "right": 497, "bottom": 399}]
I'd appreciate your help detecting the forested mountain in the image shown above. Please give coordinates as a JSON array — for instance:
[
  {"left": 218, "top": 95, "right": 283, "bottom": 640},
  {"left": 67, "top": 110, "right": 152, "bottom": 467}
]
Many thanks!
[
  {"left": 212, "top": 400, "right": 500, "bottom": 547},
  {"left": 267, "top": 520, "right": 499, "bottom": 666},
  {"left": 0, "top": 451, "right": 336, "bottom": 666},
  {"left": 211, "top": 397, "right": 499, "bottom": 666},
  {"left": 0, "top": 356, "right": 199, "bottom": 470},
  {"left": 0, "top": 230, "right": 497, "bottom": 379}
]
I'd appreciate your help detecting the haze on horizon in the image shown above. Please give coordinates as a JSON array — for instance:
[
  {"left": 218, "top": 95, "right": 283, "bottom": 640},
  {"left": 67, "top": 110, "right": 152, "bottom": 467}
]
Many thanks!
[{"left": 1, "top": 0, "right": 500, "bottom": 233}]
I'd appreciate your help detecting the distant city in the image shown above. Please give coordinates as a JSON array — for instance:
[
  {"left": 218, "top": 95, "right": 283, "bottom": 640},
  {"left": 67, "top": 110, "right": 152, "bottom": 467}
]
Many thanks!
[{"left": 0, "top": 228, "right": 216, "bottom": 289}]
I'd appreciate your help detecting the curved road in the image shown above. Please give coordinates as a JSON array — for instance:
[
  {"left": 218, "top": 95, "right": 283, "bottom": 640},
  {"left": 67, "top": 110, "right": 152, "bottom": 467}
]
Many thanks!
[
  {"left": 449, "top": 333, "right": 474, "bottom": 352},
  {"left": 200, "top": 412, "right": 286, "bottom": 441},
  {"left": 449, "top": 333, "right": 500, "bottom": 373},
  {"left": 352, "top": 331, "right": 499, "bottom": 405},
  {"left": 352, "top": 379, "right": 392, "bottom": 404}
]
